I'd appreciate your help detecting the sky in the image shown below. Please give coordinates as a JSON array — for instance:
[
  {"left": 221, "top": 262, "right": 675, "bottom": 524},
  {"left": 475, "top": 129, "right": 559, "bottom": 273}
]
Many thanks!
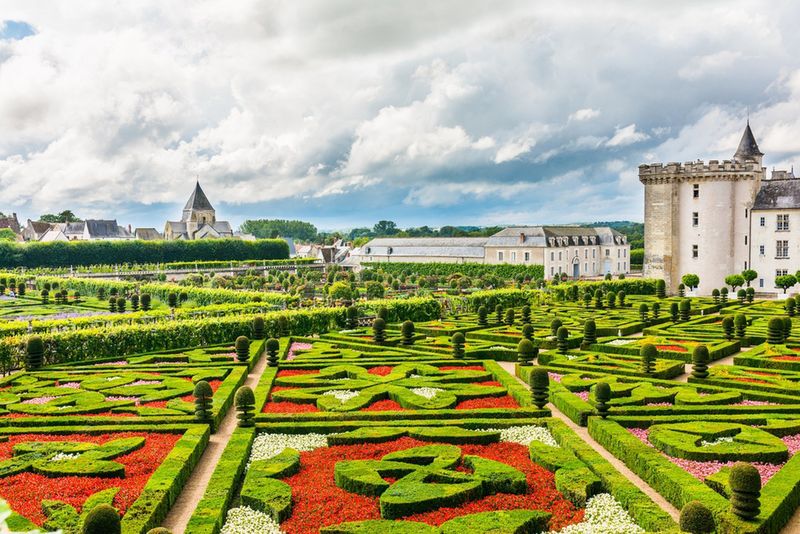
[{"left": 2, "top": 1, "right": 800, "bottom": 232}]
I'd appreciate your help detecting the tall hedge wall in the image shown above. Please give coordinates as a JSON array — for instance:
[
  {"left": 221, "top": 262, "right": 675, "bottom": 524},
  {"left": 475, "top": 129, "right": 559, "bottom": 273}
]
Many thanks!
[
  {"left": 0, "top": 239, "right": 289, "bottom": 268},
  {"left": 363, "top": 262, "right": 545, "bottom": 280}
]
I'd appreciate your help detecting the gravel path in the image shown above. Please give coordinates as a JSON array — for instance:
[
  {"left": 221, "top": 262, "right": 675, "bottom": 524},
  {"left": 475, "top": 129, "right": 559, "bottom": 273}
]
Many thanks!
[{"left": 161, "top": 353, "right": 269, "bottom": 533}]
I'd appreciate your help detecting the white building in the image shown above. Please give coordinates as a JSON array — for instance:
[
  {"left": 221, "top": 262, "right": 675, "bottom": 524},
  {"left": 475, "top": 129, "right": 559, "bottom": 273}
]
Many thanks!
[
  {"left": 38, "top": 220, "right": 134, "bottom": 242},
  {"left": 640, "top": 122, "right": 799, "bottom": 295}
]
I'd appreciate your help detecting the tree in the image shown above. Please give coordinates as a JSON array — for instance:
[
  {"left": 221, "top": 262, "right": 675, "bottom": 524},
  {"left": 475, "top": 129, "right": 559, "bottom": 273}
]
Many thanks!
[
  {"left": 741, "top": 269, "right": 757, "bottom": 287},
  {"left": 235, "top": 386, "right": 255, "bottom": 428},
  {"left": 725, "top": 274, "right": 745, "bottom": 291},
  {"left": 775, "top": 274, "right": 797, "bottom": 294},
  {"left": 239, "top": 219, "right": 318, "bottom": 241},
  {"left": 328, "top": 281, "right": 353, "bottom": 302},
  {"left": 0, "top": 228, "right": 16, "bottom": 242},
  {"left": 39, "top": 210, "right": 81, "bottom": 223},
  {"left": 372, "top": 220, "right": 399, "bottom": 236},
  {"left": 682, "top": 274, "right": 700, "bottom": 291}
]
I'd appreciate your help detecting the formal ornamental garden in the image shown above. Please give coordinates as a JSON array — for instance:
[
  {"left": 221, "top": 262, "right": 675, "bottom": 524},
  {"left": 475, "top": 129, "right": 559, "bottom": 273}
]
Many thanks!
[{"left": 1, "top": 268, "right": 800, "bottom": 533}]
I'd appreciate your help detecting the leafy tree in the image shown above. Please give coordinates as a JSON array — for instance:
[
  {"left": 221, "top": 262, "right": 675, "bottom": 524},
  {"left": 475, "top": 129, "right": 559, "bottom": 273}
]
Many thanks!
[
  {"left": 725, "top": 274, "right": 745, "bottom": 291},
  {"left": 681, "top": 274, "right": 700, "bottom": 291},
  {"left": 239, "top": 219, "right": 318, "bottom": 241},
  {"left": 741, "top": 269, "right": 757, "bottom": 287},
  {"left": 39, "top": 210, "right": 81, "bottom": 223},
  {"left": 0, "top": 228, "right": 16, "bottom": 242},
  {"left": 775, "top": 274, "right": 797, "bottom": 294},
  {"left": 328, "top": 281, "right": 353, "bottom": 302},
  {"left": 372, "top": 220, "right": 399, "bottom": 236}
]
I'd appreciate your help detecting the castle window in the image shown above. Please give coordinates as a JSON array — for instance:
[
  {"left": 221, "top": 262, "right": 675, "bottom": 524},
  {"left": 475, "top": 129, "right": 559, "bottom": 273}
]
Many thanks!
[
  {"left": 558, "top": 252, "right": 562, "bottom": 261},
  {"left": 524, "top": 252, "right": 530, "bottom": 262},
  {"left": 759, "top": 245, "right": 765, "bottom": 255},
  {"left": 497, "top": 251, "right": 504, "bottom": 262},
  {"left": 777, "top": 240, "right": 789, "bottom": 258},
  {"left": 692, "top": 212, "right": 699, "bottom": 226},
  {"left": 692, "top": 244, "right": 698, "bottom": 258},
  {"left": 510, "top": 251, "right": 516, "bottom": 262},
  {"left": 550, "top": 251, "right": 554, "bottom": 261},
  {"left": 745, "top": 236, "right": 747, "bottom": 245},
  {"left": 759, "top": 278, "right": 764, "bottom": 288},
  {"left": 693, "top": 184, "right": 699, "bottom": 198},
  {"left": 777, "top": 214, "right": 790, "bottom": 231},
  {"left": 584, "top": 262, "right": 588, "bottom": 272},
  {"left": 745, "top": 209, "right": 748, "bottom": 218},
  {"left": 760, "top": 217, "right": 766, "bottom": 227}
]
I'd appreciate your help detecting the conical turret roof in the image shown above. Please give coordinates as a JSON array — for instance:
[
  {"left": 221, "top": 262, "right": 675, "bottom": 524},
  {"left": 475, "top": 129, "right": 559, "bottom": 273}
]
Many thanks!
[
  {"left": 734, "top": 121, "right": 763, "bottom": 161},
  {"left": 184, "top": 181, "right": 214, "bottom": 212}
]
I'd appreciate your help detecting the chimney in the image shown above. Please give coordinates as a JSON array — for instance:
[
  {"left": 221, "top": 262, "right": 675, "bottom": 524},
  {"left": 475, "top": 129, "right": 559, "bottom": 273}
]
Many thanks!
[
  {"left": 519, "top": 232, "right": 525, "bottom": 244},
  {"left": 128, "top": 224, "right": 132, "bottom": 232}
]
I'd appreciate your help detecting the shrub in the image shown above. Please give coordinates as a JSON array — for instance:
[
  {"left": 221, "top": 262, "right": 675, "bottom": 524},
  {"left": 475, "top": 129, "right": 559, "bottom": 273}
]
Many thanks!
[
  {"left": 729, "top": 462, "right": 761, "bottom": 519},
  {"left": 640, "top": 343, "right": 657, "bottom": 374},
  {"left": 146, "top": 529, "right": 172, "bottom": 534},
  {"left": 41, "top": 289, "right": 49, "bottom": 305},
  {"left": 679, "top": 299, "right": 690, "bottom": 322},
  {"left": 787, "top": 299, "right": 796, "bottom": 317},
  {"left": 252, "top": 316, "right": 265, "bottom": 339},
  {"left": 140, "top": 293, "right": 151, "bottom": 311},
  {"left": 130, "top": 294, "right": 139, "bottom": 311},
  {"left": 742, "top": 269, "right": 758, "bottom": 287},
  {"left": 194, "top": 380, "right": 213, "bottom": 423},
  {"left": 722, "top": 316, "right": 734, "bottom": 340},
  {"left": 656, "top": 279, "right": 666, "bottom": 298},
  {"left": 617, "top": 290, "right": 626, "bottom": 307},
  {"left": 678, "top": 283, "right": 685, "bottom": 298},
  {"left": 521, "top": 324, "right": 534, "bottom": 341},
  {"left": 276, "top": 316, "right": 289, "bottom": 337},
  {"left": 530, "top": 368, "right": 549, "bottom": 408},
  {"left": 116, "top": 297, "right": 126, "bottom": 313},
  {"left": 25, "top": 336, "right": 44, "bottom": 370},
  {"left": 494, "top": 304, "right": 504, "bottom": 325},
  {"left": 582, "top": 292, "right": 591, "bottom": 307},
  {"left": 235, "top": 336, "right": 250, "bottom": 362},
  {"left": 691, "top": 345, "right": 709, "bottom": 379},
  {"left": 82, "top": 504, "right": 120, "bottom": 534},
  {"left": 606, "top": 290, "right": 616, "bottom": 309},
  {"left": 556, "top": 326, "right": 569, "bottom": 354},
  {"left": 783, "top": 316, "right": 793, "bottom": 341},
  {"left": 670, "top": 302, "right": 679, "bottom": 323},
  {"left": 767, "top": 317, "right": 784, "bottom": 344},
  {"left": 401, "top": 320, "right": 415, "bottom": 345},
  {"left": 550, "top": 318, "right": 563, "bottom": 338},
  {"left": 651, "top": 301, "right": 660, "bottom": 318},
  {"left": 504, "top": 308, "right": 515, "bottom": 326},
  {"left": 746, "top": 287, "right": 755, "bottom": 303},
  {"left": 638, "top": 303, "right": 649, "bottom": 324},
  {"left": 235, "top": 386, "right": 255, "bottom": 428},
  {"left": 517, "top": 339, "right": 536, "bottom": 366},
  {"left": 711, "top": 288, "right": 720, "bottom": 304},
  {"left": 775, "top": 274, "right": 797, "bottom": 294},
  {"left": 521, "top": 305, "right": 531, "bottom": 324},
  {"left": 373, "top": 318, "right": 386, "bottom": 344},
  {"left": 108, "top": 297, "right": 117, "bottom": 313},
  {"left": 167, "top": 292, "right": 178, "bottom": 308},
  {"left": 725, "top": 274, "right": 745, "bottom": 291},
  {"left": 737, "top": 289, "right": 746, "bottom": 304},
  {"left": 595, "top": 382, "right": 611, "bottom": 418},
  {"left": 365, "top": 281, "right": 385, "bottom": 300},
  {"left": 682, "top": 274, "right": 699, "bottom": 291},
  {"left": 346, "top": 305, "right": 359, "bottom": 329},
  {"left": 477, "top": 306, "right": 488, "bottom": 327},
  {"left": 594, "top": 289, "right": 604, "bottom": 309},
  {"left": 720, "top": 287, "right": 728, "bottom": 303},
  {"left": 679, "top": 501, "right": 715, "bottom": 534},
  {"left": 261, "top": 338, "right": 278, "bottom": 368},
  {"left": 735, "top": 314, "right": 747, "bottom": 339},
  {"left": 451, "top": 332, "right": 465, "bottom": 359},
  {"left": 582, "top": 319, "right": 597, "bottom": 346}
]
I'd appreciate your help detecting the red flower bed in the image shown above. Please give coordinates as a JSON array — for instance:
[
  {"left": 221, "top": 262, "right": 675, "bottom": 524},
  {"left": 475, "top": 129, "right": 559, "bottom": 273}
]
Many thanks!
[
  {"left": 735, "top": 378, "right": 770, "bottom": 385},
  {"left": 262, "top": 402, "right": 320, "bottom": 413},
  {"left": 277, "top": 370, "right": 319, "bottom": 377},
  {"left": 455, "top": 396, "right": 519, "bottom": 410},
  {"left": 774, "top": 356, "right": 800, "bottom": 361},
  {"left": 438, "top": 366, "right": 485, "bottom": 372},
  {"left": 476, "top": 381, "right": 503, "bottom": 387},
  {"left": 367, "top": 366, "right": 394, "bottom": 376},
  {"left": 655, "top": 345, "right": 687, "bottom": 352},
  {"left": 0, "top": 431, "right": 180, "bottom": 526},
  {"left": 280, "top": 437, "right": 583, "bottom": 533},
  {"left": 362, "top": 399, "right": 404, "bottom": 411}
]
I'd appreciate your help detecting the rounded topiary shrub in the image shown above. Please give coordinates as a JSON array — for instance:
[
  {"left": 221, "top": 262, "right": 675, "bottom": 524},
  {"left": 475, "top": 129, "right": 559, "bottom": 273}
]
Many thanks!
[
  {"left": 640, "top": 343, "right": 657, "bottom": 374},
  {"left": 477, "top": 306, "right": 488, "bottom": 327},
  {"left": 638, "top": 303, "right": 649, "bottom": 323},
  {"left": 235, "top": 336, "right": 250, "bottom": 362},
  {"left": 767, "top": 317, "right": 784, "bottom": 345},
  {"left": 252, "top": 316, "right": 265, "bottom": 339},
  {"left": 595, "top": 382, "right": 611, "bottom": 418},
  {"left": 711, "top": 288, "right": 720, "bottom": 304},
  {"left": 582, "top": 319, "right": 597, "bottom": 347},
  {"left": 530, "top": 368, "right": 549, "bottom": 409},
  {"left": 373, "top": 318, "right": 386, "bottom": 344},
  {"left": 504, "top": 308, "right": 515, "bottom": 326},
  {"left": 494, "top": 304, "right": 504, "bottom": 324},
  {"left": 167, "top": 292, "right": 178, "bottom": 308},
  {"left": 691, "top": 345, "right": 709, "bottom": 379},
  {"left": 140, "top": 293, "right": 151, "bottom": 311},
  {"left": 656, "top": 279, "right": 666, "bottom": 298},
  {"left": 550, "top": 318, "right": 563, "bottom": 338},
  {"left": 679, "top": 500, "right": 715, "bottom": 534},
  {"left": 401, "top": 320, "right": 415, "bottom": 345},
  {"left": 521, "top": 324, "right": 534, "bottom": 341},
  {"left": 679, "top": 299, "right": 691, "bottom": 322},
  {"left": 26, "top": 336, "right": 44, "bottom": 370},
  {"left": 235, "top": 385, "right": 255, "bottom": 428},
  {"left": 735, "top": 314, "right": 747, "bottom": 339},
  {"left": 346, "top": 305, "right": 359, "bottom": 329},
  {"left": 517, "top": 339, "right": 535, "bottom": 366},
  {"left": 193, "top": 380, "right": 214, "bottom": 423},
  {"left": 670, "top": 302, "right": 679, "bottom": 322},
  {"left": 556, "top": 326, "right": 569, "bottom": 355},
  {"left": 521, "top": 305, "right": 531, "bottom": 324},
  {"left": 266, "top": 338, "right": 280, "bottom": 367},
  {"left": 82, "top": 504, "right": 120, "bottom": 534},
  {"left": 377, "top": 307, "right": 389, "bottom": 321},
  {"left": 729, "top": 462, "right": 761, "bottom": 519},
  {"left": 130, "top": 294, "right": 139, "bottom": 311},
  {"left": 722, "top": 316, "right": 734, "bottom": 340},
  {"left": 451, "top": 332, "right": 465, "bottom": 359}
]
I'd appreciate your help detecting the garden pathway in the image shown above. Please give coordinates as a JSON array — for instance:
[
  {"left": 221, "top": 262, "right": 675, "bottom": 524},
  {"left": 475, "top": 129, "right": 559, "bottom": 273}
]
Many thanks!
[
  {"left": 498, "top": 360, "right": 681, "bottom": 522},
  {"left": 162, "top": 352, "right": 269, "bottom": 534}
]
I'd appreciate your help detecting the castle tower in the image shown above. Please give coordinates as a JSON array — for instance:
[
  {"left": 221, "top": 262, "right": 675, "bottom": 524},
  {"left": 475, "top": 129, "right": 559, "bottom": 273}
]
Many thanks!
[
  {"left": 182, "top": 181, "right": 216, "bottom": 236},
  {"left": 639, "top": 123, "right": 764, "bottom": 294}
]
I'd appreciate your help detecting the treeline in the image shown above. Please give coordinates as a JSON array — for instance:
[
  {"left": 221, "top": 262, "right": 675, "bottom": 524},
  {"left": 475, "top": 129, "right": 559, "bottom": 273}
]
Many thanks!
[
  {"left": 0, "top": 239, "right": 289, "bottom": 268},
  {"left": 240, "top": 219, "right": 318, "bottom": 241}
]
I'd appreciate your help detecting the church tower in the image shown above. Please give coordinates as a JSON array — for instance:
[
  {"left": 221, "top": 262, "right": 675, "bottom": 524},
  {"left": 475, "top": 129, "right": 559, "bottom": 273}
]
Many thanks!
[
  {"left": 639, "top": 123, "right": 764, "bottom": 294},
  {"left": 182, "top": 181, "right": 217, "bottom": 236}
]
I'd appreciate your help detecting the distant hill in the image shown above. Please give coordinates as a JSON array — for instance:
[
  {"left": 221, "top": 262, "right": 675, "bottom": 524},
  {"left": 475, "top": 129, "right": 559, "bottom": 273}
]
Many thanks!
[{"left": 584, "top": 220, "right": 643, "bottom": 249}]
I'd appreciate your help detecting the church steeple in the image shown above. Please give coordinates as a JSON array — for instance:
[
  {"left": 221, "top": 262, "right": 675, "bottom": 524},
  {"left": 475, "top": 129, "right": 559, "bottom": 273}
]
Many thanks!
[
  {"left": 733, "top": 121, "right": 763, "bottom": 163},
  {"left": 181, "top": 180, "right": 216, "bottom": 223}
]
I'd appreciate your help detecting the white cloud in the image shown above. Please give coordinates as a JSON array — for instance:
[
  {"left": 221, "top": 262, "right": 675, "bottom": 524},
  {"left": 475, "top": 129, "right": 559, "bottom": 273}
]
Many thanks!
[
  {"left": 494, "top": 138, "right": 535, "bottom": 163},
  {"left": 569, "top": 108, "right": 600, "bottom": 121},
  {"left": 678, "top": 50, "right": 743, "bottom": 81},
  {"left": 606, "top": 124, "right": 650, "bottom": 147}
]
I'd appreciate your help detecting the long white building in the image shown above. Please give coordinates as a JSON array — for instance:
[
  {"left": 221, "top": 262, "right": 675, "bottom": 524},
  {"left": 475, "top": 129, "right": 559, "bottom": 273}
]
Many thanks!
[{"left": 640, "top": 122, "right": 799, "bottom": 295}]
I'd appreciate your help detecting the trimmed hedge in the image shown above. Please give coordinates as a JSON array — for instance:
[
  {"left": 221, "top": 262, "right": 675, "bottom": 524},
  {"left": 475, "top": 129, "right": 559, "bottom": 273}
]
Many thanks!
[{"left": 363, "top": 262, "right": 545, "bottom": 280}]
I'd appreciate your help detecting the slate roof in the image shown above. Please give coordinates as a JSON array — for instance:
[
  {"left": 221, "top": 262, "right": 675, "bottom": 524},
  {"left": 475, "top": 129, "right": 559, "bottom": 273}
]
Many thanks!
[
  {"left": 135, "top": 228, "right": 161, "bottom": 240},
  {"left": 86, "top": 220, "right": 131, "bottom": 239},
  {"left": 734, "top": 122, "right": 763, "bottom": 161},
  {"left": 0, "top": 214, "right": 20, "bottom": 233},
  {"left": 183, "top": 181, "right": 215, "bottom": 213},
  {"left": 28, "top": 221, "right": 52, "bottom": 235},
  {"left": 361, "top": 237, "right": 488, "bottom": 258},
  {"left": 752, "top": 179, "right": 800, "bottom": 210}
]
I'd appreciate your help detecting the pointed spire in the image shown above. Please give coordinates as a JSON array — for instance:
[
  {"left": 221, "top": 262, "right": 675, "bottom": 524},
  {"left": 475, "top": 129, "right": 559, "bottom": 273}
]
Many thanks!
[
  {"left": 182, "top": 180, "right": 215, "bottom": 218},
  {"left": 734, "top": 120, "right": 763, "bottom": 162}
]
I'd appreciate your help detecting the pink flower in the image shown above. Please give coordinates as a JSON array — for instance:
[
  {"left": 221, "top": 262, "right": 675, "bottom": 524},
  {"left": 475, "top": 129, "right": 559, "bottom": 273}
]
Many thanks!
[
  {"left": 21, "top": 396, "right": 57, "bottom": 405},
  {"left": 548, "top": 372, "right": 563, "bottom": 383}
]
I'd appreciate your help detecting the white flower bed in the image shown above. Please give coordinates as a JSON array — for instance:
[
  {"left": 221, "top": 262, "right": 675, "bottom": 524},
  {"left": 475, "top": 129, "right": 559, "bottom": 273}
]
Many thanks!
[
  {"left": 700, "top": 436, "right": 733, "bottom": 447},
  {"left": 607, "top": 339, "right": 635, "bottom": 346},
  {"left": 550, "top": 493, "right": 643, "bottom": 533},
  {"left": 221, "top": 506, "right": 284, "bottom": 534},
  {"left": 409, "top": 387, "right": 444, "bottom": 399},
  {"left": 480, "top": 425, "right": 559, "bottom": 447},
  {"left": 321, "top": 390, "right": 360, "bottom": 403},
  {"left": 248, "top": 432, "right": 328, "bottom": 469},
  {"left": 50, "top": 452, "right": 80, "bottom": 462},
  {"left": 489, "top": 345, "right": 514, "bottom": 351}
]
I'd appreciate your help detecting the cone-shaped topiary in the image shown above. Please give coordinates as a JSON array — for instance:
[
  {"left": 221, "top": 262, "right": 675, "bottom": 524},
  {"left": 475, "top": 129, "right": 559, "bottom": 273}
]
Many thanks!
[
  {"left": 115, "top": 298, "right": 126, "bottom": 313},
  {"left": 670, "top": 302, "right": 679, "bottom": 322},
  {"left": 26, "top": 336, "right": 44, "bottom": 370},
  {"left": 108, "top": 297, "right": 116, "bottom": 313},
  {"left": 252, "top": 316, "right": 265, "bottom": 339},
  {"left": 556, "top": 326, "right": 569, "bottom": 354},
  {"left": 373, "top": 318, "right": 386, "bottom": 344},
  {"left": 235, "top": 386, "right": 255, "bottom": 428},
  {"left": 130, "top": 294, "right": 139, "bottom": 312},
  {"left": 82, "top": 503, "right": 120, "bottom": 534},
  {"left": 517, "top": 338, "right": 536, "bottom": 366},
  {"left": 652, "top": 302, "right": 660, "bottom": 319},
  {"left": 729, "top": 462, "right": 761, "bottom": 519},
  {"left": 167, "top": 292, "right": 178, "bottom": 308},
  {"left": 140, "top": 293, "right": 151, "bottom": 311},
  {"left": 735, "top": 314, "right": 747, "bottom": 339},
  {"left": 530, "top": 368, "right": 549, "bottom": 408},
  {"left": 401, "top": 320, "right": 415, "bottom": 345},
  {"left": 783, "top": 316, "right": 793, "bottom": 341},
  {"left": 711, "top": 288, "right": 720, "bottom": 304},
  {"left": 640, "top": 343, "right": 657, "bottom": 374},
  {"left": 737, "top": 289, "right": 747, "bottom": 304},
  {"left": 550, "top": 318, "right": 563, "bottom": 337},
  {"left": 678, "top": 283, "right": 685, "bottom": 298},
  {"left": 451, "top": 332, "right": 465, "bottom": 359},
  {"left": 617, "top": 290, "right": 626, "bottom": 307},
  {"left": 477, "top": 306, "right": 488, "bottom": 327},
  {"left": 656, "top": 279, "right": 666, "bottom": 298},
  {"left": 266, "top": 338, "right": 280, "bottom": 366},
  {"left": 235, "top": 336, "right": 250, "bottom": 362},
  {"left": 720, "top": 287, "right": 728, "bottom": 303},
  {"left": 722, "top": 316, "right": 734, "bottom": 340},
  {"left": 595, "top": 382, "right": 611, "bottom": 418},
  {"left": 679, "top": 500, "right": 715, "bottom": 534},
  {"left": 594, "top": 289, "right": 604, "bottom": 309},
  {"left": 582, "top": 319, "right": 597, "bottom": 347},
  {"left": 787, "top": 299, "right": 797, "bottom": 317},
  {"left": 504, "top": 308, "right": 515, "bottom": 326},
  {"left": 522, "top": 324, "right": 534, "bottom": 341},
  {"left": 494, "top": 304, "right": 503, "bottom": 325},
  {"left": 193, "top": 380, "right": 213, "bottom": 423},
  {"left": 346, "top": 305, "right": 359, "bottom": 329},
  {"left": 679, "top": 299, "right": 691, "bottom": 322},
  {"left": 638, "top": 303, "right": 649, "bottom": 324},
  {"left": 768, "top": 317, "right": 784, "bottom": 344},
  {"left": 606, "top": 290, "right": 616, "bottom": 309},
  {"left": 746, "top": 287, "right": 755, "bottom": 303},
  {"left": 521, "top": 305, "right": 531, "bottom": 324},
  {"left": 377, "top": 307, "right": 389, "bottom": 321},
  {"left": 691, "top": 345, "right": 710, "bottom": 379}
]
